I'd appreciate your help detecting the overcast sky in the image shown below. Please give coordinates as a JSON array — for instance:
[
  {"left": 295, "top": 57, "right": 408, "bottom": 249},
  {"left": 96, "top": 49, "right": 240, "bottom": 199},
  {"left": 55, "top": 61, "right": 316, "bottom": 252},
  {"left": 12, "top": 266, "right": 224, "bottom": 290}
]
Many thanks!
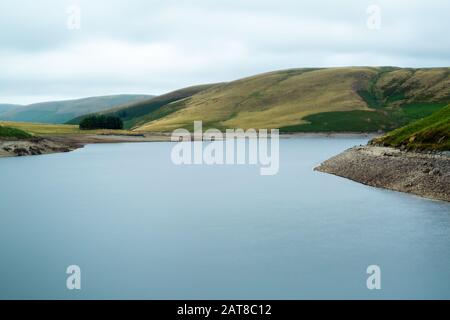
[{"left": 1, "top": 0, "right": 449, "bottom": 104}]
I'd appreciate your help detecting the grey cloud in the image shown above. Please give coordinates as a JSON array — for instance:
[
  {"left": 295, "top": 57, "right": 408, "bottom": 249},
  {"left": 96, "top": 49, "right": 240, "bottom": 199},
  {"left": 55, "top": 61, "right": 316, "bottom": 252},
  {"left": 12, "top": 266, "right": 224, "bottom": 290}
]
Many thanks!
[{"left": 0, "top": 0, "right": 449, "bottom": 104}]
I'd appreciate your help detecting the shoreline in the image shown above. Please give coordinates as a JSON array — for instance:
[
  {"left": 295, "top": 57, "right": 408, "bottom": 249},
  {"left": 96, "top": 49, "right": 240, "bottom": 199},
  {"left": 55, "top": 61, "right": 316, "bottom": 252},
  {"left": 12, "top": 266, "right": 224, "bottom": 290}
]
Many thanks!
[
  {"left": 0, "top": 133, "right": 172, "bottom": 158},
  {"left": 315, "top": 145, "right": 450, "bottom": 202},
  {"left": 3, "top": 133, "right": 448, "bottom": 202},
  {"left": 0, "top": 132, "right": 378, "bottom": 158}
]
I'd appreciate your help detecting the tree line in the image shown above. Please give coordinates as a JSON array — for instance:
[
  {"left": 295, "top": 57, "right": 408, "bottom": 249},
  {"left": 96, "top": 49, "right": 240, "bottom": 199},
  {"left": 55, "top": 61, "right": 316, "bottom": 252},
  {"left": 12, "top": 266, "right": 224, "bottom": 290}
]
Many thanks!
[{"left": 79, "top": 115, "right": 124, "bottom": 130}]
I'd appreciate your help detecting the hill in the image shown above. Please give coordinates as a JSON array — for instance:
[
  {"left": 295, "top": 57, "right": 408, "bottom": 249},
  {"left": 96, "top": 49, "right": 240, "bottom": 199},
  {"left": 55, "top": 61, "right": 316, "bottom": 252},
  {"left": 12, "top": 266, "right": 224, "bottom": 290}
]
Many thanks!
[
  {"left": 0, "top": 125, "right": 32, "bottom": 139},
  {"left": 129, "top": 67, "right": 449, "bottom": 132},
  {"left": 0, "top": 95, "right": 153, "bottom": 124},
  {"left": 0, "top": 104, "right": 22, "bottom": 116},
  {"left": 371, "top": 104, "right": 450, "bottom": 151},
  {"left": 68, "top": 84, "right": 221, "bottom": 129}
]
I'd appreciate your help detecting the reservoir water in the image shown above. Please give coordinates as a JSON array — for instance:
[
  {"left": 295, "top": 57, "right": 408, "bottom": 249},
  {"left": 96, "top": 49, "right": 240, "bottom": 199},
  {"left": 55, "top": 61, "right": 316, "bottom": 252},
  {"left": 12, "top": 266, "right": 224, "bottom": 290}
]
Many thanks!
[{"left": 0, "top": 138, "right": 449, "bottom": 299}]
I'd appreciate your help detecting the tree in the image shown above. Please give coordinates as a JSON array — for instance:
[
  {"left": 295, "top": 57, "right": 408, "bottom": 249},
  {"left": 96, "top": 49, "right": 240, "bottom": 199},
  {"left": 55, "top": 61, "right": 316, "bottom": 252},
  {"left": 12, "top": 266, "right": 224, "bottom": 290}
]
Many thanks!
[{"left": 79, "top": 115, "right": 124, "bottom": 130}]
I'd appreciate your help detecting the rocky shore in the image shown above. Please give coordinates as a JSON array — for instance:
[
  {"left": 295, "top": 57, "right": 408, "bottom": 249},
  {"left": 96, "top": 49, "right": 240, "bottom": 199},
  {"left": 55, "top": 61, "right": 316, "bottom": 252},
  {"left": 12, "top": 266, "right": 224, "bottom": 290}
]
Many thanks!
[
  {"left": 0, "top": 133, "right": 171, "bottom": 158},
  {"left": 315, "top": 145, "right": 450, "bottom": 202},
  {"left": 0, "top": 137, "right": 79, "bottom": 157}
]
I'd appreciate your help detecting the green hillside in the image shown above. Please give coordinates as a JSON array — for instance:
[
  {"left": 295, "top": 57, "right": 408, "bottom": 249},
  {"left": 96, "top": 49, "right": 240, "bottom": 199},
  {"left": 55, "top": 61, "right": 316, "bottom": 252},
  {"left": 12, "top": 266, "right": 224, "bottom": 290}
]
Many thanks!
[
  {"left": 131, "top": 67, "right": 449, "bottom": 132},
  {"left": 371, "top": 105, "right": 450, "bottom": 151},
  {"left": 68, "top": 84, "right": 220, "bottom": 129},
  {"left": 0, "top": 125, "right": 32, "bottom": 139},
  {"left": 0, "top": 95, "right": 153, "bottom": 124}
]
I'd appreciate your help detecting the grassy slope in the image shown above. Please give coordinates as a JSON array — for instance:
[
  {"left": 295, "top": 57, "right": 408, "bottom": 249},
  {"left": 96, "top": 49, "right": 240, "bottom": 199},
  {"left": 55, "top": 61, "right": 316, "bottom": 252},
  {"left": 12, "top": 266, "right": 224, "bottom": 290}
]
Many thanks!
[
  {"left": 68, "top": 84, "right": 220, "bottom": 129},
  {"left": 371, "top": 105, "right": 450, "bottom": 151},
  {"left": 134, "top": 67, "right": 449, "bottom": 132},
  {"left": 136, "top": 68, "right": 370, "bottom": 131},
  {"left": 0, "top": 125, "right": 33, "bottom": 139},
  {"left": 0, "top": 95, "right": 153, "bottom": 124}
]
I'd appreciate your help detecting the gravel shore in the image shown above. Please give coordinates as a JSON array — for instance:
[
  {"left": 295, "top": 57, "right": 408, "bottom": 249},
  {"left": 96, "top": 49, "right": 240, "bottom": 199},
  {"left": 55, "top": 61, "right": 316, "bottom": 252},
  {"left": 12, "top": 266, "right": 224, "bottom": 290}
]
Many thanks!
[{"left": 315, "top": 145, "right": 450, "bottom": 202}]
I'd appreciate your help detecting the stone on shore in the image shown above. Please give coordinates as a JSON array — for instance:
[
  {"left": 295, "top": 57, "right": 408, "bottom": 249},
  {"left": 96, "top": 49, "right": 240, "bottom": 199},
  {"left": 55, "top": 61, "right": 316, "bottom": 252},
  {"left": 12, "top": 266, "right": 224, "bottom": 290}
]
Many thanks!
[{"left": 315, "top": 146, "right": 450, "bottom": 202}]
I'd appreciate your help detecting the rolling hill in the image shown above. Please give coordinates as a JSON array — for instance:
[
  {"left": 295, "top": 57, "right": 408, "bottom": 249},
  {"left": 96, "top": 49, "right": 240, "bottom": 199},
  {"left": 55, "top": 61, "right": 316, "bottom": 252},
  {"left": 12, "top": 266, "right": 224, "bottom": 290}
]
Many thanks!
[
  {"left": 122, "top": 67, "right": 448, "bottom": 132},
  {"left": 67, "top": 84, "right": 222, "bottom": 129},
  {"left": 0, "top": 95, "right": 153, "bottom": 124},
  {"left": 0, "top": 104, "right": 22, "bottom": 117}
]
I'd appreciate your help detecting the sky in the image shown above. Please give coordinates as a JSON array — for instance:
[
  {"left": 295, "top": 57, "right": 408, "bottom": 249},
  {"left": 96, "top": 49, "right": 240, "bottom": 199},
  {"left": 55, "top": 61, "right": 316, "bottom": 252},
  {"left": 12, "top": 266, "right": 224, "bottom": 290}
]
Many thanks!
[{"left": 0, "top": 0, "right": 449, "bottom": 104}]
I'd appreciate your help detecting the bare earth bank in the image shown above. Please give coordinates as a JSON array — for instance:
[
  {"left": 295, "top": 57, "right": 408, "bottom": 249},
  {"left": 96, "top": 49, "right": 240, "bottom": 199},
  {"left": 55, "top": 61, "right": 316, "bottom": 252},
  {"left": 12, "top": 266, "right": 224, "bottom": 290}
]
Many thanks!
[
  {"left": 315, "top": 146, "right": 450, "bottom": 202},
  {"left": 0, "top": 138, "right": 77, "bottom": 157}
]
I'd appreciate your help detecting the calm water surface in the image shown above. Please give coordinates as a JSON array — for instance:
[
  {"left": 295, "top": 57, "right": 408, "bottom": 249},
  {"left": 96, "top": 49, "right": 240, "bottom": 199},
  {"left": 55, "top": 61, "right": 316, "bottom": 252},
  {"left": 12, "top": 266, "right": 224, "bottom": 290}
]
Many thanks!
[{"left": 0, "top": 138, "right": 449, "bottom": 299}]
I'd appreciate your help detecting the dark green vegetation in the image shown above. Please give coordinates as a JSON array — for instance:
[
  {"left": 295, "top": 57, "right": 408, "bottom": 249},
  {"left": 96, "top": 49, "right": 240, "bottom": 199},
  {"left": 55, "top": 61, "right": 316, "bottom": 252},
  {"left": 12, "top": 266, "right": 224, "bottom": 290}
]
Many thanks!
[
  {"left": 0, "top": 125, "right": 32, "bottom": 139},
  {"left": 68, "top": 84, "right": 220, "bottom": 130},
  {"left": 79, "top": 115, "right": 124, "bottom": 130},
  {"left": 372, "top": 105, "right": 450, "bottom": 151},
  {"left": 0, "top": 95, "right": 152, "bottom": 124},
  {"left": 280, "top": 102, "right": 449, "bottom": 133},
  {"left": 281, "top": 111, "right": 395, "bottom": 132}
]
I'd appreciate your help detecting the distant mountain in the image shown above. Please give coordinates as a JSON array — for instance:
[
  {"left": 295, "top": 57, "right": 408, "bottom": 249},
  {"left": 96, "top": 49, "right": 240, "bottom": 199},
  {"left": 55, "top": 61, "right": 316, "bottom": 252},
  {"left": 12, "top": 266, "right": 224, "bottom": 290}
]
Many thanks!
[
  {"left": 0, "top": 95, "right": 153, "bottom": 124},
  {"left": 131, "top": 67, "right": 449, "bottom": 132},
  {"left": 67, "top": 84, "right": 221, "bottom": 129},
  {"left": 0, "top": 104, "right": 22, "bottom": 117}
]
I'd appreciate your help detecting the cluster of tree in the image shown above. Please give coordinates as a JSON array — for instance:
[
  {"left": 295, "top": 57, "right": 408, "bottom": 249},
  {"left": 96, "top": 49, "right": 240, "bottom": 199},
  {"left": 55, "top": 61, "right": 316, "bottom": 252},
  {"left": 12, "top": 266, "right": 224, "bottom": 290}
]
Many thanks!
[{"left": 79, "top": 115, "right": 124, "bottom": 130}]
